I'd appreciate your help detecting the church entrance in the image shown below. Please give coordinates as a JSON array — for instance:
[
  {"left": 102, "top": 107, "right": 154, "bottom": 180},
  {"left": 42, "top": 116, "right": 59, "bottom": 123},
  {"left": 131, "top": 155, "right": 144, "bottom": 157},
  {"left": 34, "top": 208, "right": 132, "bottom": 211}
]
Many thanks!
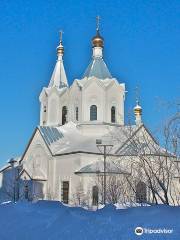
[
  {"left": 92, "top": 186, "right": 98, "bottom": 205},
  {"left": 136, "top": 181, "right": 147, "bottom": 203},
  {"left": 62, "top": 181, "right": 69, "bottom": 204}
]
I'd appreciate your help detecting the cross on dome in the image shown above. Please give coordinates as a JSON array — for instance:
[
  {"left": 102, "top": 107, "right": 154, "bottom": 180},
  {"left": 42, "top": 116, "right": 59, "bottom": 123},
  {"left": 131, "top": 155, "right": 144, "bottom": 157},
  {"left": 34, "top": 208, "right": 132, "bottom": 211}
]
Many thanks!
[
  {"left": 92, "top": 16, "right": 104, "bottom": 48},
  {"left": 83, "top": 16, "right": 112, "bottom": 79},
  {"left": 57, "top": 30, "right": 64, "bottom": 57},
  {"left": 134, "top": 86, "right": 142, "bottom": 125},
  {"left": 48, "top": 30, "right": 68, "bottom": 88}
]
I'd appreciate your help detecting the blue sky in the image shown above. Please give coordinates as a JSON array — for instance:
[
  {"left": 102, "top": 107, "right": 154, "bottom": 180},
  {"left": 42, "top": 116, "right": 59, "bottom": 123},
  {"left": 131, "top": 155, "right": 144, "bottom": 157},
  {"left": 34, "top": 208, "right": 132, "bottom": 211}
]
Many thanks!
[{"left": 0, "top": 0, "right": 180, "bottom": 166}]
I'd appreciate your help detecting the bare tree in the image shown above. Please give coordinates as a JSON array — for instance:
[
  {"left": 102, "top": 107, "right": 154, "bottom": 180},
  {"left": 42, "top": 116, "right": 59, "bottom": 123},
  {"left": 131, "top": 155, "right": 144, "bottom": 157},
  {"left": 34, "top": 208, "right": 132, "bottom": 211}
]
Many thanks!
[
  {"left": 71, "top": 182, "right": 87, "bottom": 207},
  {"left": 114, "top": 109, "right": 180, "bottom": 206}
]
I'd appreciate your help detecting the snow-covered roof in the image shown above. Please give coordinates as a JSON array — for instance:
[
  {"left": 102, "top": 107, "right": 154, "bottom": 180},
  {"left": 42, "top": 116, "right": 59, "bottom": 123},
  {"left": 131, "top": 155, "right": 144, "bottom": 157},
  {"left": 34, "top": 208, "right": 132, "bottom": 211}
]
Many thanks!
[
  {"left": 115, "top": 125, "right": 175, "bottom": 157},
  {"left": 117, "top": 141, "right": 174, "bottom": 157},
  {"left": 38, "top": 122, "right": 175, "bottom": 158},
  {"left": 83, "top": 57, "right": 112, "bottom": 79},
  {"left": 75, "top": 161, "right": 130, "bottom": 175},
  {"left": 19, "top": 168, "right": 47, "bottom": 181},
  {"left": 76, "top": 77, "right": 120, "bottom": 89},
  {"left": 48, "top": 58, "right": 68, "bottom": 88},
  {"left": 38, "top": 122, "right": 138, "bottom": 156},
  {"left": 0, "top": 164, "right": 11, "bottom": 173}
]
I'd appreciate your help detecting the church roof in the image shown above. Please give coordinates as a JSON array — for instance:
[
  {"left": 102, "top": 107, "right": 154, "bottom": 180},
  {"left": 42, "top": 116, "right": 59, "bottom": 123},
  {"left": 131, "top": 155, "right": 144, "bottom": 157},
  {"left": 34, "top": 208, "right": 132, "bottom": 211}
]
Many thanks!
[
  {"left": 83, "top": 57, "right": 112, "bottom": 80},
  {"left": 75, "top": 161, "right": 130, "bottom": 175},
  {"left": 38, "top": 122, "right": 138, "bottom": 156},
  {"left": 76, "top": 77, "right": 120, "bottom": 89},
  {"left": 48, "top": 58, "right": 68, "bottom": 88},
  {"left": 37, "top": 122, "right": 174, "bottom": 158}
]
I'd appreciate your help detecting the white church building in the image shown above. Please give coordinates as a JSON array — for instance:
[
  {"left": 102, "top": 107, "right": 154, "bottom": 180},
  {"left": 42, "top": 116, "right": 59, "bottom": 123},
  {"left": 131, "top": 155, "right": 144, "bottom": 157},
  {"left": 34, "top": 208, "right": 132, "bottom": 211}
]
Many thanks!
[{"left": 0, "top": 21, "right": 179, "bottom": 206}]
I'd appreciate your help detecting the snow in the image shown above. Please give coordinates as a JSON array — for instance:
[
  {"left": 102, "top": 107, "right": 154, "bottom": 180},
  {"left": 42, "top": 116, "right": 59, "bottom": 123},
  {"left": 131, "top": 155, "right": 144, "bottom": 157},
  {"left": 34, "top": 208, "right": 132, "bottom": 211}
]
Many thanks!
[
  {"left": 0, "top": 201, "right": 179, "bottom": 240},
  {"left": 76, "top": 160, "right": 129, "bottom": 175},
  {"left": 38, "top": 121, "right": 138, "bottom": 156}
]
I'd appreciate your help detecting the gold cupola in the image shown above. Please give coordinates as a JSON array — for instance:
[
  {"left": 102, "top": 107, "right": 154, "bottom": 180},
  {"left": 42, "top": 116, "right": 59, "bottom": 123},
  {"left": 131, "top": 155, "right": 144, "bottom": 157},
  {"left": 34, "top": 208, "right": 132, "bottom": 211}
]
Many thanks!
[
  {"left": 134, "top": 98, "right": 142, "bottom": 126},
  {"left": 92, "top": 16, "right": 104, "bottom": 48},
  {"left": 134, "top": 101, "right": 142, "bottom": 116},
  {"left": 92, "top": 31, "right": 104, "bottom": 48}
]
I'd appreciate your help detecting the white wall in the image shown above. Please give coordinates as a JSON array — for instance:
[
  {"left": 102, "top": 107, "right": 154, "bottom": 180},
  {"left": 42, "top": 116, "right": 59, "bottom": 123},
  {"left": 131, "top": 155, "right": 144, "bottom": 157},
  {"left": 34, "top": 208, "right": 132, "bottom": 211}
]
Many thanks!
[{"left": 39, "top": 78, "right": 125, "bottom": 127}]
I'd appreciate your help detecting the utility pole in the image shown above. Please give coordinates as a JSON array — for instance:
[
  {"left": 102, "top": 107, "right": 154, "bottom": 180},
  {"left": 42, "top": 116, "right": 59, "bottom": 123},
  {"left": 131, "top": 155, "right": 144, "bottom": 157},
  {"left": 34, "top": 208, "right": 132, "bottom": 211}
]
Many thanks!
[
  {"left": 96, "top": 140, "right": 113, "bottom": 205},
  {"left": 103, "top": 145, "right": 106, "bottom": 205}
]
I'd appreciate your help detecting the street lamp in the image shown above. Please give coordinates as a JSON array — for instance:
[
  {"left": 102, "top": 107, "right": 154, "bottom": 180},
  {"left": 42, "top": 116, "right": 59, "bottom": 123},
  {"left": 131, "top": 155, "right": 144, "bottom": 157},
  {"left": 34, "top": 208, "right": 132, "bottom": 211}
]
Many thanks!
[{"left": 96, "top": 139, "right": 113, "bottom": 205}]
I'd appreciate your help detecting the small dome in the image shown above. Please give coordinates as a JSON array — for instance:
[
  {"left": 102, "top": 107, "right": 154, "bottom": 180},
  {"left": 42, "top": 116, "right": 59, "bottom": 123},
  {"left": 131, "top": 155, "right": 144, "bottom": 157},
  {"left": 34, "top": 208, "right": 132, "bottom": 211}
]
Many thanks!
[
  {"left": 92, "top": 31, "right": 104, "bottom": 48},
  {"left": 134, "top": 102, "right": 142, "bottom": 116}
]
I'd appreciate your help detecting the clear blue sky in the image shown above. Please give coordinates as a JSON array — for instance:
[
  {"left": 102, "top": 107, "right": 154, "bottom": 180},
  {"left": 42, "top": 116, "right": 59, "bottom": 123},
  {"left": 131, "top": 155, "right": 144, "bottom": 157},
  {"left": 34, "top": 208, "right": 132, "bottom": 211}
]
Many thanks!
[{"left": 0, "top": 0, "right": 180, "bottom": 166}]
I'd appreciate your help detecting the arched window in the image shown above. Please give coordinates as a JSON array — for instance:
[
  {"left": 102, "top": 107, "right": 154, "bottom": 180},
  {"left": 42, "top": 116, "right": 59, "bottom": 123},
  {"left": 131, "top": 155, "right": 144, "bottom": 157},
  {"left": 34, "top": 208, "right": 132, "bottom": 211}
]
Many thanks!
[
  {"left": 62, "top": 106, "right": 68, "bottom": 125},
  {"left": 90, "top": 105, "right": 97, "bottom": 121},
  {"left": 92, "top": 186, "right": 98, "bottom": 205},
  {"left": 75, "top": 107, "right": 79, "bottom": 121},
  {"left": 111, "top": 106, "right": 116, "bottom": 123},
  {"left": 136, "top": 181, "right": 147, "bottom": 203}
]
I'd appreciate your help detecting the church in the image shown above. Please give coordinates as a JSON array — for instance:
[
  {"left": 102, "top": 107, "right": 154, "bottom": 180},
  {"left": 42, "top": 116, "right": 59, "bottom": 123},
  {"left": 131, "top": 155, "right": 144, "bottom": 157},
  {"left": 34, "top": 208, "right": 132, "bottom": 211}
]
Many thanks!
[{"left": 0, "top": 19, "right": 179, "bottom": 206}]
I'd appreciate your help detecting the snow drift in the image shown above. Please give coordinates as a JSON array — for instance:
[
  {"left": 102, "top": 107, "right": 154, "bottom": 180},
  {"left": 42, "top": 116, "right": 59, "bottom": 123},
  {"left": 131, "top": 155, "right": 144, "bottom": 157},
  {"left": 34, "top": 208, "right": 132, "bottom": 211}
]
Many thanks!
[{"left": 0, "top": 201, "right": 179, "bottom": 240}]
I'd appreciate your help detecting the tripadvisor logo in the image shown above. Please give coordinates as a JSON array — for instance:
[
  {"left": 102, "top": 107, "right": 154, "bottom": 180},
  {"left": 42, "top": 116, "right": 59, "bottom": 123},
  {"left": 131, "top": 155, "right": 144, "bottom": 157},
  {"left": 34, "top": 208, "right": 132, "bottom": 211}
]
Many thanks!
[
  {"left": 135, "top": 226, "right": 173, "bottom": 236},
  {"left": 135, "top": 227, "right": 143, "bottom": 236}
]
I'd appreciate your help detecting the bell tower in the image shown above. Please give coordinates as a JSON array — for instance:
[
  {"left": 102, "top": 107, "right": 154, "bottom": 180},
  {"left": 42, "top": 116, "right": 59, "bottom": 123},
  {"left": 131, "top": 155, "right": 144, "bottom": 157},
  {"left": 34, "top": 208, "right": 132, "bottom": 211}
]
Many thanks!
[{"left": 39, "top": 31, "right": 69, "bottom": 126}]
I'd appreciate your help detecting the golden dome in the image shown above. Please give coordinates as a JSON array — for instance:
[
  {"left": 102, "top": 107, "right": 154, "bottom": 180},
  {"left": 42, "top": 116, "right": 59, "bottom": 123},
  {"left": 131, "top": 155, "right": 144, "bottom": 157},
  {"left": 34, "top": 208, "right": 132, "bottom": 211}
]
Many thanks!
[
  {"left": 92, "top": 31, "right": 104, "bottom": 48},
  {"left": 134, "top": 102, "right": 142, "bottom": 116}
]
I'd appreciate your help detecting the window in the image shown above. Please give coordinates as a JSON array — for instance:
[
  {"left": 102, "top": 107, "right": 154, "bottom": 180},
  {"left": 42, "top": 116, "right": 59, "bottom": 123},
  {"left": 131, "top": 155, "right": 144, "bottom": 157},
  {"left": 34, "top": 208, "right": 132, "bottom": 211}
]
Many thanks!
[
  {"left": 62, "top": 181, "right": 69, "bottom": 204},
  {"left": 111, "top": 106, "right": 116, "bottom": 123},
  {"left": 92, "top": 186, "right": 98, "bottom": 205},
  {"left": 136, "top": 181, "right": 147, "bottom": 203},
  {"left": 43, "top": 106, "right": 46, "bottom": 113},
  {"left": 62, "top": 106, "right": 67, "bottom": 125},
  {"left": 90, "top": 105, "right": 97, "bottom": 121},
  {"left": 75, "top": 107, "right": 79, "bottom": 121}
]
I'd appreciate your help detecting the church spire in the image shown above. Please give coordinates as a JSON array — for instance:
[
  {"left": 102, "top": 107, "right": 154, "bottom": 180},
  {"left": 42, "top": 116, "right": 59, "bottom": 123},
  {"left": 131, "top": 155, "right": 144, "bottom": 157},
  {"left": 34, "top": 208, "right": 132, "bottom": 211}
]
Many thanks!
[
  {"left": 82, "top": 16, "right": 112, "bottom": 79},
  {"left": 48, "top": 31, "right": 68, "bottom": 88}
]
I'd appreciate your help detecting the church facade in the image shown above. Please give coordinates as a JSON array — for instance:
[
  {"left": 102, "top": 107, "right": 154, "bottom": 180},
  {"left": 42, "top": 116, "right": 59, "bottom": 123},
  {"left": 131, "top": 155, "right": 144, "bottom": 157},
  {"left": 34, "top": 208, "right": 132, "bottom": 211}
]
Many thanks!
[
  {"left": 19, "top": 26, "right": 143, "bottom": 205},
  {"left": 0, "top": 22, "right": 179, "bottom": 206}
]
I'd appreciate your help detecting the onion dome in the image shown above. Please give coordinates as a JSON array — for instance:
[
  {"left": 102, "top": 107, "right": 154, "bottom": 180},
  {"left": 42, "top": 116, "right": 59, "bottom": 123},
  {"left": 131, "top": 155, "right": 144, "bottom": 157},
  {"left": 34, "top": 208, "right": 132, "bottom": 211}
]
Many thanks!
[
  {"left": 92, "top": 30, "right": 104, "bottom": 48},
  {"left": 134, "top": 101, "right": 142, "bottom": 116}
]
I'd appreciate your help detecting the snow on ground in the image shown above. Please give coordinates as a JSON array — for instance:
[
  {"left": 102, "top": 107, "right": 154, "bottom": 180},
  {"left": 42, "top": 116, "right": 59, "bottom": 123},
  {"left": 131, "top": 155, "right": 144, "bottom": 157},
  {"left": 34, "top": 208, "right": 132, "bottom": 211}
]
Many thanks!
[{"left": 0, "top": 201, "right": 179, "bottom": 240}]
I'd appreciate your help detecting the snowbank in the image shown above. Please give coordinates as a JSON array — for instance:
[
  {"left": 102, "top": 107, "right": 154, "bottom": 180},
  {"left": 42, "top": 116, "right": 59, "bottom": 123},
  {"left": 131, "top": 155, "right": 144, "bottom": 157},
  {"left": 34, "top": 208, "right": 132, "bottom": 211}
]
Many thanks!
[{"left": 0, "top": 201, "right": 179, "bottom": 240}]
